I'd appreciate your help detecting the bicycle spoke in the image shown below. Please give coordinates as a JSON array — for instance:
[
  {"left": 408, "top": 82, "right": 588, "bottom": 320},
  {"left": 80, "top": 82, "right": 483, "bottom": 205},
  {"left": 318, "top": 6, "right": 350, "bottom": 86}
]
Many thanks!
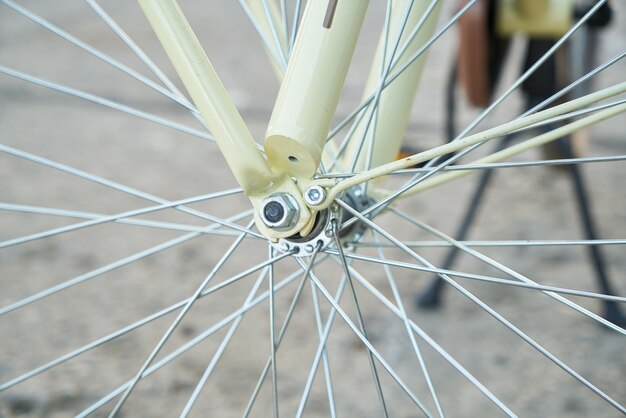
[
  {"left": 524, "top": 50, "right": 625, "bottom": 116},
  {"left": 331, "top": 222, "right": 389, "bottom": 417},
  {"left": 308, "top": 271, "right": 433, "bottom": 417},
  {"left": 514, "top": 98, "right": 626, "bottom": 134},
  {"left": 0, "top": 144, "right": 263, "bottom": 235},
  {"left": 107, "top": 220, "right": 255, "bottom": 417},
  {"left": 324, "top": 249, "right": 626, "bottom": 304},
  {"left": 397, "top": 0, "right": 612, "bottom": 194},
  {"left": 319, "top": 154, "right": 626, "bottom": 178},
  {"left": 373, "top": 231, "right": 445, "bottom": 418},
  {"left": 75, "top": 255, "right": 297, "bottom": 417},
  {"left": 326, "top": 0, "right": 476, "bottom": 144},
  {"left": 83, "top": 0, "right": 211, "bottom": 133},
  {"left": 1, "top": 251, "right": 296, "bottom": 393},
  {"left": 0, "top": 189, "right": 256, "bottom": 250},
  {"left": 261, "top": 0, "right": 288, "bottom": 66},
  {"left": 0, "top": 210, "right": 253, "bottom": 317},
  {"left": 348, "top": 238, "right": 626, "bottom": 249},
  {"left": 346, "top": 0, "right": 395, "bottom": 172},
  {"left": 84, "top": 0, "right": 184, "bottom": 97},
  {"left": 1, "top": 1, "right": 623, "bottom": 415},
  {"left": 0, "top": 202, "right": 247, "bottom": 237},
  {"left": 288, "top": 0, "right": 303, "bottom": 52},
  {"left": 337, "top": 94, "right": 626, "bottom": 219},
  {"left": 279, "top": 0, "right": 288, "bottom": 55},
  {"left": 180, "top": 265, "right": 270, "bottom": 417},
  {"left": 337, "top": 200, "right": 626, "bottom": 414},
  {"left": 1, "top": 0, "right": 200, "bottom": 114},
  {"left": 237, "top": 0, "right": 287, "bottom": 73},
  {"left": 331, "top": 0, "right": 442, "bottom": 168},
  {"left": 331, "top": 257, "right": 516, "bottom": 417},
  {"left": 268, "top": 245, "right": 280, "bottom": 418},
  {"left": 0, "top": 66, "right": 213, "bottom": 142},
  {"left": 307, "top": 266, "right": 337, "bottom": 418},
  {"left": 243, "top": 246, "right": 323, "bottom": 418},
  {"left": 293, "top": 267, "right": 346, "bottom": 418},
  {"left": 390, "top": 208, "right": 626, "bottom": 333}
]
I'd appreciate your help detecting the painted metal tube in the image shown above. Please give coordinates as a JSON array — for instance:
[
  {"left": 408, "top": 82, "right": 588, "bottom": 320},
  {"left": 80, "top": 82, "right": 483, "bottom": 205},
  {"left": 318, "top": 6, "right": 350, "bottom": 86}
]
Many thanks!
[
  {"left": 138, "top": 0, "right": 277, "bottom": 194},
  {"left": 264, "top": 0, "right": 370, "bottom": 179},
  {"left": 344, "top": 0, "right": 442, "bottom": 173}
]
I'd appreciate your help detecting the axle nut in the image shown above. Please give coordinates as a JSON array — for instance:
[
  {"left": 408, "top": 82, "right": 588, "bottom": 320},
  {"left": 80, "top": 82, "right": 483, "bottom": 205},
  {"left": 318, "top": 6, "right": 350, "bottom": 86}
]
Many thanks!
[{"left": 260, "top": 193, "right": 299, "bottom": 230}]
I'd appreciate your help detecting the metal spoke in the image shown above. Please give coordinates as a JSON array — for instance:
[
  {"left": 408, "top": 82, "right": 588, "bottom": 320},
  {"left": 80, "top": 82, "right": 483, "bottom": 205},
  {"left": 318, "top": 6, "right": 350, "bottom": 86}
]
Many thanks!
[
  {"left": 333, "top": 0, "right": 441, "bottom": 172},
  {"left": 0, "top": 189, "right": 256, "bottom": 250},
  {"left": 319, "top": 155, "right": 626, "bottom": 178},
  {"left": 261, "top": 0, "right": 288, "bottom": 66},
  {"left": 279, "top": 0, "right": 289, "bottom": 54},
  {"left": 106, "top": 220, "right": 255, "bottom": 417},
  {"left": 324, "top": 249, "right": 626, "bottom": 304},
  {"left": 83, "top": 0, "right": 212, "bottom": 133},
  {"left": 242, "top": 246, "right": 323, "bottom": 418},
  {"left": 525, "top": 49, "right": 625, "bottom": 118},
  {"left": 326, "top": 253, "right": 516, "bottom": 417},
  {"left": 75, "top": 254, "right": 297, "bottom": 418},
  {"left": 0, "top": 66, "right": 212, "bottom": 142},
  {"left": 514, "top": 98, "right": 626, "bottom": 134},
  {"left": 288, "top": 0, "right": 303, "bottom": 51},
  {"left": 308, "top": 271, "right": 434, "bottom": 417},
  {"left": 0, "top": 144, "right": 262, "bottom": 236},
  {"left": 337, "top": 199, "right": 626, "bottom": 414},
  {"left": 338, "top": 95, "right": 626, "bottom": 225},
  {"left": 325, "top": 0, "right": 477, "bottom": 144},
  {"left": 237, "top": 0, "right": 287, "bottom": 72},
  {"left": 349, "top": 238, "right": 626, "bottom": 249},
  {"left": 0, "top": 202, "right": 249, "bottom": 237},
  {"left": 328, "top": 8, "right": 623, "bottom": 209},
  {"left": 373, "top": 231, "right": 445, "bottom": 418},
  {"left": 396, "top": 0, "right": 612, "bottom": 195},
  {"left": 391, "top": 207, "right": 626, "bottom": 334},
  {"left": 1, "top": 251, "right": 295, "bottom": 393},
  {"left": 307, "top": 267, "right": 337, "bottom": 418},
  {"left": 0, "top": 210, "right": 253, "bottom": 317},
  {"left": 347, "top": 0, "right": 396, "bottom": 173},
  {"left": 331, "top": 221, "right": 389, "bottom": 417},
  {"left": 1, "top": 0, "right": 201, "bottom": 113},
  {"left": 293, "top": 267, "right": 347, "bottom": 418},
  {"left": 179, "top": 265, "right": 270, "bottom": 417},
  {"left": 268, "top": 246, "right": 280, "bottom": 418},
  {"left": 84, "top": 0, "right": 185, "bottom": 98}
]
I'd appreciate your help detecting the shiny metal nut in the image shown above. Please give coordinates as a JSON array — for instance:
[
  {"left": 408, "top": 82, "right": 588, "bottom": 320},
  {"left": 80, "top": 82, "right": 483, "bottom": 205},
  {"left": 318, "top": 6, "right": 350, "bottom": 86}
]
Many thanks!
[
  {"left": 304, "top": 185, "right": 326, "bottom": 206},
  {"left": 260, "top": 193, "right": 299, "bottom": 230}
]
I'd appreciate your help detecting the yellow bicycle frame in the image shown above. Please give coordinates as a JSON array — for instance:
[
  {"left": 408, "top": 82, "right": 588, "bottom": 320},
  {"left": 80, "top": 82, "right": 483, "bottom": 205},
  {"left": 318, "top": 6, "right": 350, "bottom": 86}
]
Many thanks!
[
  {"left": 138, "top": 0, "right": 625, "bottom": 240},
  {"left": 138, "top": 0, "right": 442, "bottom": 240}
]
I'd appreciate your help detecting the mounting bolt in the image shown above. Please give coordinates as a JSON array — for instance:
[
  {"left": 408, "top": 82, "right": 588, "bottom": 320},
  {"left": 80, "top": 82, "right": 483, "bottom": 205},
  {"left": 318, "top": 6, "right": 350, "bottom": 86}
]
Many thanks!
[
  {"left": 260, "top": 193, "right": 299, "bottom": 230},
  {"left": 304, "top": 185, "right": 326, "bottom": 206}
]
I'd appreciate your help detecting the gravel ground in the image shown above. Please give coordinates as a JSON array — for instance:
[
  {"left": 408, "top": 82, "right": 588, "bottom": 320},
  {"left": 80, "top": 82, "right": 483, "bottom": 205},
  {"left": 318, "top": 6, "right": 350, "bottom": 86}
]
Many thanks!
[{"left": 0, "top": 1, "right": 625, "bottom": 417}]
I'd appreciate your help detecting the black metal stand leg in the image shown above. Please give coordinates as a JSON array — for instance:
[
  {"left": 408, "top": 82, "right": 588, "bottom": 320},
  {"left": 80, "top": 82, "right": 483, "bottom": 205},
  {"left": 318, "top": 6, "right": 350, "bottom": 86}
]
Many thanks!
[
  {"left": 557, "top": 137, "right": 626, "bottom": 327},
  {"left": 416, "top": 134, "right": 516, "bottom": 309}
]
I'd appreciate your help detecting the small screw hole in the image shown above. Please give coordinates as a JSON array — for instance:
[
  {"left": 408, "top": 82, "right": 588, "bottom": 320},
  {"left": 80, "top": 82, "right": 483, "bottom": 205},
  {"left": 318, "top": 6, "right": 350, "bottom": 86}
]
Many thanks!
[{"left": 288, "top": 156, "right": 299, "bottom": 163}]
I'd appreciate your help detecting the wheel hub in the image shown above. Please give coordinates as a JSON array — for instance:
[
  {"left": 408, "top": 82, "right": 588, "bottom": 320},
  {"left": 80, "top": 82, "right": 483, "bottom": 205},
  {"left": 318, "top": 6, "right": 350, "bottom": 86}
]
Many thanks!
[{"left": 270, "top": 187, "right": 375, "bottom": 256}]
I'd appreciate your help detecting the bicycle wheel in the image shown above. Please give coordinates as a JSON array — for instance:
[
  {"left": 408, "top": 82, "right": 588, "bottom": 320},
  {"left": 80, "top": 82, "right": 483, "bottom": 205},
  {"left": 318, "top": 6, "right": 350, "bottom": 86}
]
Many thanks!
[{"left": 0, "top": 1, "right": 624, "bottom": 417}]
